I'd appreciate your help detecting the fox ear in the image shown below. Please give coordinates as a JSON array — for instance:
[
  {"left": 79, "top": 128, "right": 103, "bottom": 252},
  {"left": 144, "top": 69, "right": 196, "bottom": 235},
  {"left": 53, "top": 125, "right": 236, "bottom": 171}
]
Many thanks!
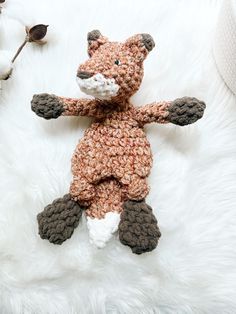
[
  {"left": 87, "top": 30, "right": 108, "bottom": 57},
  {"left": 125, "top": 33, "right": 155, "bottom": 61}
]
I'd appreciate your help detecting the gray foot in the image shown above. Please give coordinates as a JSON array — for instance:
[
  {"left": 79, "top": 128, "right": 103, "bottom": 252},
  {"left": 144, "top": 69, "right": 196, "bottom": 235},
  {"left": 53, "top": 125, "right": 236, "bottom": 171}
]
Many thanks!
[
  {"left": 118, "top": 200, "right": 161, "bottom": 254},
  {"left": 37, "top": 194, "right": 83, "bottom": 244}
]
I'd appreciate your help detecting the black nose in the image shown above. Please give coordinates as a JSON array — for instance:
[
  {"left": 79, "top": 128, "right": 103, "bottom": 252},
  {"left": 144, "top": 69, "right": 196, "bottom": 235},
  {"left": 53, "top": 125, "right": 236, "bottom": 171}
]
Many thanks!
[{"left": 77, "top": 71, "right": 93, "bottom": 79}]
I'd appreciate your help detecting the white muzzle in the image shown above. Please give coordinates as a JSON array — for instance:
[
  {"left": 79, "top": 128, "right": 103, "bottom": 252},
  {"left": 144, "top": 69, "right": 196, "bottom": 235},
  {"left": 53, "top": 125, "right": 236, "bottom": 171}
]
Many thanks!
[{"left": 77, "top": 73, "right": 119, "bottom": 100}]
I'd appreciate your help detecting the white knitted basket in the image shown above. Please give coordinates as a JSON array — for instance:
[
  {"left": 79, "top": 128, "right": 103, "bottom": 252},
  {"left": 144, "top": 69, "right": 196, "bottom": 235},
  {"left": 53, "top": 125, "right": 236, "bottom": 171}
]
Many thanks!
[{"left": 213, "top": 0, "right": 236, "bottom": 95}]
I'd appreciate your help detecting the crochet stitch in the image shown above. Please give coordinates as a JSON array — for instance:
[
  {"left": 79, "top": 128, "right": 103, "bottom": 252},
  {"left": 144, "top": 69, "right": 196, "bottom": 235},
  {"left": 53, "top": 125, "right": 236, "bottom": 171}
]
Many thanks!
[
  {"left": 119, "top": 200, "right": 161, "bottom": 254},
  {"left": 37, "top": 194, "right": 83, "bottom": 244},
  {"left": 31, "top": 30, "right": 206, "bottom": 254}
]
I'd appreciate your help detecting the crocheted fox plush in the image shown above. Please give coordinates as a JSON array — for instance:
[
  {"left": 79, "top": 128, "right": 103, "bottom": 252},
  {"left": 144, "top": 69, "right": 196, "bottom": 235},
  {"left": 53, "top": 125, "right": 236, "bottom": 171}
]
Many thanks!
[{"left": 31, "top": 30, "right": 205, "bottom": 254}]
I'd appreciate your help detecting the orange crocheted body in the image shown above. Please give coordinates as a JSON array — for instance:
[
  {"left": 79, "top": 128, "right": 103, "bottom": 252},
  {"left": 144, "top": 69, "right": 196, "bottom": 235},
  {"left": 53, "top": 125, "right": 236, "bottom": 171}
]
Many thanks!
[{"left": 70, "top": 107, "right": 152, "bottom": 218}]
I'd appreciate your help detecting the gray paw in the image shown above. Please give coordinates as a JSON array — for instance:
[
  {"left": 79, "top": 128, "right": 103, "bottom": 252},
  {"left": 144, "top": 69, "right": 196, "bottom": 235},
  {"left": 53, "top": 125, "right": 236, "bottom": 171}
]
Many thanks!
[
  {"left": 168, "top": 97, "right": 206, "bottom": 126},
  {"left": 37, "top": 194, "right": 83, "bottom": 245},
  {"left": 119, "top": 200, "right": 161, "bottom": 254},
  {"left": 31, "top": 93, "right": 64, "bottom": 120}
]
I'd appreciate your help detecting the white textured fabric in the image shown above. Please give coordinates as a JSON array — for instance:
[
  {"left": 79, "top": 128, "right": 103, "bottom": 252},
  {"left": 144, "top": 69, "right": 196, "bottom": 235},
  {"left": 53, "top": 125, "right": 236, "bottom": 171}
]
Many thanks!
[
  {"left": 77, "top": 73, "right": 120, "bottom": 100},
  {"left": 1, "top": 0, "right": 236, "bottom": 313},
  {"left": 213, "top": 0, "right": 236, "bottom": 94},
  {"left": 87, "top": 212, "right": 120, "bottom": 248}
]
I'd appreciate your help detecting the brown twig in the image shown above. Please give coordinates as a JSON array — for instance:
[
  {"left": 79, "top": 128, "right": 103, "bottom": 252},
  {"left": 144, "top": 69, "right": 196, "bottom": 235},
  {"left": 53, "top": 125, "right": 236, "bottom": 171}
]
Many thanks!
[{"left": 11, "top": 38, "right": 28, "bottom": 63}]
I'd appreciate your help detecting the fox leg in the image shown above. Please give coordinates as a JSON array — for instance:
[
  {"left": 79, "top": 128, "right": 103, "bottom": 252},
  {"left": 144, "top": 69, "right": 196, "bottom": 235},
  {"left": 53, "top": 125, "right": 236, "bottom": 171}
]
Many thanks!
[
  {"left": 120, "top": 174, "right": 150, "bottom": 200},
  {"left": 37, "top": 194, "right": 83, "bottom": 244},
  {"left": 118, "top": 175, "right": 161, "bottom": 254},
  {"left": 37, "top": 174, "right": 95, "bottom": 245},
  {"left": 69, "top": 175, "right": 96, "bottom": 206},
  {"left": 37, "top": 170, "right": 99, "bottom": 245}
]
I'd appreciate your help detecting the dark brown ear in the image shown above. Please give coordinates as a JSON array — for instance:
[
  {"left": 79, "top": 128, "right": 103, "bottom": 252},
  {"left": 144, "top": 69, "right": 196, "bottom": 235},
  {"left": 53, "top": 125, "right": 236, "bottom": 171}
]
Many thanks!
[
  {"left": 140, "top": 34, "right": 155, "bottom": 52},
  {"left": 87, "top": 30, "right": 108, "bottom": 57},
  {"left": 125, "top": 33, "right": 155, "bottom": 61}
]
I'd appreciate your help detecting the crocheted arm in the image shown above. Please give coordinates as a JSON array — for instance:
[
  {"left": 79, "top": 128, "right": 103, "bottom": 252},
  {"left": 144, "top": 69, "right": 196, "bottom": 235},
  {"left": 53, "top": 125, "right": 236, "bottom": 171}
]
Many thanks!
[
  {"left": 135, "top": 97, "right": 206, "bottom": 126},
  {"left": 31, "top": 93, "right": 103, "bottom": 119}
]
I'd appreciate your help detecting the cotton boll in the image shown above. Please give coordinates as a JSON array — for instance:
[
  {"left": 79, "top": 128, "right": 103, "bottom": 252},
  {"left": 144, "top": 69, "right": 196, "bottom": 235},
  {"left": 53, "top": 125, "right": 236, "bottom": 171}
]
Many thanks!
[{"left": 0, "top": 50, "right": 13, "bottom": 80}]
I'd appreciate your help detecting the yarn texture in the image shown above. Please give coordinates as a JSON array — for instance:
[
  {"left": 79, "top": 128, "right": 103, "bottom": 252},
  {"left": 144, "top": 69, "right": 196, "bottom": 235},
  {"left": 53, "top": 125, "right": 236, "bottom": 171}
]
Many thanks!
[
  {"left": 31, "top": 30, "right": 205, "bottom": 254},
  {"left": 119, "top": 200, "right": 161, "bottom": 254},
  {"left": 37, "top": 194, "right": 83, "bottom": 244}
]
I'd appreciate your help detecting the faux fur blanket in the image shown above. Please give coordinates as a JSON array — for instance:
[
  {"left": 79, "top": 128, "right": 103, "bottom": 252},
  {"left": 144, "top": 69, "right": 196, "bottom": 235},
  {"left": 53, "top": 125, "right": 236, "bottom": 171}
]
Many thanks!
[{"left": 0, "top": 0, "right": 236, "bottom": 313}]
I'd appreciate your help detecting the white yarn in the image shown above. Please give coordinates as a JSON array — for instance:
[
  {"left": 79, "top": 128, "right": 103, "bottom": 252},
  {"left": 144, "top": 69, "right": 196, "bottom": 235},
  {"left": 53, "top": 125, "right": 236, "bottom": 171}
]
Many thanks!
[
  {"left": 87, "top": 212, "right": 120, "bottom": 248},
  {"left": 213, "top": 0, "right": 236, "bottom": 95},
  {"left": 77, "top": 73, "right": 119, "bottom": 100}
]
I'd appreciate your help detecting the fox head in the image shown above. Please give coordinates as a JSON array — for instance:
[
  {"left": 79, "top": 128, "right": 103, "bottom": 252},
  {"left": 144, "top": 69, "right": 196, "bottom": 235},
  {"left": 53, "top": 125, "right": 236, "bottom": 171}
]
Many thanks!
[{"left": 77, "top": 30, "right": 155, "bottom": 101}]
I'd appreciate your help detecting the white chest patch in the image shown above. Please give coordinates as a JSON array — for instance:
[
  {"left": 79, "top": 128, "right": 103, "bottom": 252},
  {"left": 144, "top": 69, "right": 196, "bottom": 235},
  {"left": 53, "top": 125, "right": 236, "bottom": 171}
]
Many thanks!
[{"left": 77, "top": 73, "right": 119, "bottom": 100}]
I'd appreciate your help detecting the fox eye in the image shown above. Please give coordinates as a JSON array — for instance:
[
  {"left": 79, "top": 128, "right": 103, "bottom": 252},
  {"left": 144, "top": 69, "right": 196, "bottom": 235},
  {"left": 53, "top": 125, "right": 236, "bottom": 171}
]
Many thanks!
[{"left": 114, "top": 59, "right": 121, "bottom": 66}]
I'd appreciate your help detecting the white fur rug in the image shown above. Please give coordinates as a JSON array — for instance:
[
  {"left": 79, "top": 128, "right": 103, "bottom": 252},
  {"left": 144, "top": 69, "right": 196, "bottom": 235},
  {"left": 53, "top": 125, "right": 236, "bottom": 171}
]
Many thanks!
[{"left": 1, "top": 0, "right": 236, "bottom": 313}]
